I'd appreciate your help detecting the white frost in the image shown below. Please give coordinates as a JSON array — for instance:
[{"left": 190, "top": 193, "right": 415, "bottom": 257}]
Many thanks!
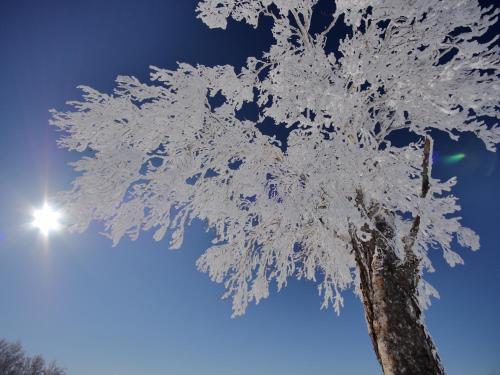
[{"left": 51, "top": 0, "right": 499, "bottom": 317}]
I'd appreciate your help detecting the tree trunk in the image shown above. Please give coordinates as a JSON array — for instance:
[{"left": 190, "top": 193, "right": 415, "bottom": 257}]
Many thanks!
[{"left": 352, "top": 213, "right": 445, "bottom": 375}]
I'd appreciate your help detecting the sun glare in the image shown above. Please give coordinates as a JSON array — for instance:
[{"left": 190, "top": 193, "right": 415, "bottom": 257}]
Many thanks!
[{"left": 32, "top": 203, "right": 62, "bottom": 236}]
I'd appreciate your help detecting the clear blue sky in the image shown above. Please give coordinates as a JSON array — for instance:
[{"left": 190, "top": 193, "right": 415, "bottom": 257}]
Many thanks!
[{"left": 0, "top": 1, "right": 498, "bottom": 374}]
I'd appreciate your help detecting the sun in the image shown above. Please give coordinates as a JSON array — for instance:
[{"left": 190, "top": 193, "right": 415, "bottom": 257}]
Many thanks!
[{"left": 32, "top": 203, "right": 62, "bottom": 236}]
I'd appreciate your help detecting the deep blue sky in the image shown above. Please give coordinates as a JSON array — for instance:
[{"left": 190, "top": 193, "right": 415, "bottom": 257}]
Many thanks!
[{"left": 0, "top": 1, "right": 499, "bottom": 374}]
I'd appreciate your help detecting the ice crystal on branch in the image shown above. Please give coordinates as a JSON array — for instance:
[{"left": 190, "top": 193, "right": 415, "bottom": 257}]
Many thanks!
[{"left": 51, "top": 0, "right": 499, "bottom": 317}]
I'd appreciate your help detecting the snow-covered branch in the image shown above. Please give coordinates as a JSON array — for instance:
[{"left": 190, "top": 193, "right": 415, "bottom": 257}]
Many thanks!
[{"left": 52, "top": 0, "right": 499, "bottom": 316}]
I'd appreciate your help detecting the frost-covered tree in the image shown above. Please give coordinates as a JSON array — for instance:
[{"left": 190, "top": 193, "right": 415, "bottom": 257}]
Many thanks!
[
  {"left": 51, "top": 0, "right": 499, "bottom": 373},
  {"left": 0, "top": 339, "right": 66, "bottom": 375}
]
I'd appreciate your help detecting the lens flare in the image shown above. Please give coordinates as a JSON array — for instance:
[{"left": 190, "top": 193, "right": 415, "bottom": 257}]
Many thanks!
[{"left": 443, "top": 153, "right": 466, "bottom": 164}]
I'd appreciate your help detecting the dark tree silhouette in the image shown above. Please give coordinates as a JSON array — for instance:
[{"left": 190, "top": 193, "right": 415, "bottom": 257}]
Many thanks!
[{"left": 0, "top": 339, "right": 66, "bottom": 375}]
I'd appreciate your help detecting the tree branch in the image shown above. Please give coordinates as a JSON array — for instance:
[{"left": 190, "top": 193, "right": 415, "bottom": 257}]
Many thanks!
[
  {"left": 291, "top": 9, "right": 312, "bottom": 48},
  {"left": 403, "top": 137, "right": 432, "bottom": 267}
]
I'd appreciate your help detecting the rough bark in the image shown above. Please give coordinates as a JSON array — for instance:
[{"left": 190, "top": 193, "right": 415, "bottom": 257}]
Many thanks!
[
  {"left": 352, "top": 216, "right": 445, "bottom": 375},
  {"left": 351, "top": 138, "right": 445, "bottom": 375}
]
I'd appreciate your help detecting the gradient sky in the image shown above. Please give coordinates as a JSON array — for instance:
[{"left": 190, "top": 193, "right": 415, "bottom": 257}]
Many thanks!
[{"left": 0, "top": 1, "right": 499, "bottom": 374}]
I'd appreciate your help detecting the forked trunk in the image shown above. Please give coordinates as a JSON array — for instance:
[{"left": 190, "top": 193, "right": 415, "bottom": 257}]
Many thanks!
[{"left": 352, "top": 213, "right": 445, "bottom": 375}]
